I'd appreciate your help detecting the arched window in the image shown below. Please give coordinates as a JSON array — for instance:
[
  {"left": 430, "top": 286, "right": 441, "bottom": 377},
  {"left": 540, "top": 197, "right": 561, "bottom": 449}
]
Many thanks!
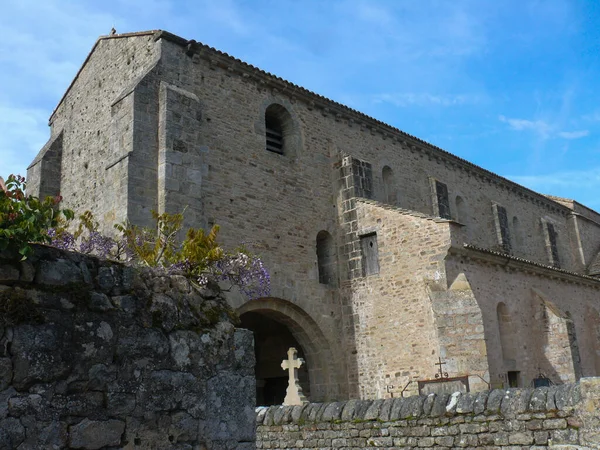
[
  {"left": 382, "top": 166, "right": 396, "bottom": 204},
  {"left": 265, "top": 104, "right": 293, "bottom": 155},
  {"left": 456, "top": 196, "right": 467, "bottom": 224},
  {"left": 316, "top": 231, "right": 336, "bottom": 285},
  {"left": 497, "top": 302, "right": 517, "bottom": 363}
]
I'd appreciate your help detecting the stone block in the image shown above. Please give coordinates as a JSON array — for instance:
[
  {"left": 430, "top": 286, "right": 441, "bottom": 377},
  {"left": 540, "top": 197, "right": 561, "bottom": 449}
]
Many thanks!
[
  {"left": 0, "top": 417, "right": 25, "bottom": 449},
  {"left": 35, "top": 259, "right": 82, "bottom": 286},
  {"left": 0, "top": 359, "right": 11, "bottom": 392},
  {"left": 0, "top": 265, "right": 19, "bottom": 282},
  {"left": 508, "top": 430, "right": 534, "bottom": 445},
  {"left": 486, "top": 389, "right": 504, "bottom": 414},
  {"left": 363, "top": 398, "right": 384, "bottom": 420},
  {"left": 88, "top": 292, "right": 113, "bottom": 312},
  {"left": 68, "top": 418, "right": 125, "bottom": 449},
  {"left": 455, "top": 391, "right": 476, "bottom": 413},
  {"left": 501, "top": 388, "right": 533, "bottom": 417},
  {"left": 430, "top": 393, "right": 450, "bottom": 417},
  {"left": 530, "top": 386, "right": 548, "bottom": 411},
  {"left": 400, "top": 395, "right": 425, "bottom": 419}
]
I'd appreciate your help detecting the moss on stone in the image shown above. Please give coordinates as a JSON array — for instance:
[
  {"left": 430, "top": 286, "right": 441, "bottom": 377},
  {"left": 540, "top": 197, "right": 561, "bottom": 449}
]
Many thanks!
[{"left": 0, "top": 289, "right": 44, "bottom": 326}]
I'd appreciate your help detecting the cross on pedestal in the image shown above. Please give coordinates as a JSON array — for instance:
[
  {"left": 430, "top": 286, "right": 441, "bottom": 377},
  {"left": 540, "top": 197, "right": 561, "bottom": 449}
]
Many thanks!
[{"left": 281, "top": 347, "right": 308, "bottom": 406}]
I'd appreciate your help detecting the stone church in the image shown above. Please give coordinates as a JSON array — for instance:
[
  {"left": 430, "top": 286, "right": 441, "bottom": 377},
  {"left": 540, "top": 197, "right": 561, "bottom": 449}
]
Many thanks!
[{"left": 28, "top": 30, "right": 600, "bottom": 405}]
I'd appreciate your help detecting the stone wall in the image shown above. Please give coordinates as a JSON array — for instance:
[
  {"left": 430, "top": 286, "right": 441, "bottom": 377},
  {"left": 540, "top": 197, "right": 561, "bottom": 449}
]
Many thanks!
[
  {"left": 257, "top": 379, "right": 600, "bottom": 449},
  {"left": 340, "top": 199, "right": 456, "bottom": 399},
  {"left": 0, "top": 245, "right": 255, "bottom": 449}
]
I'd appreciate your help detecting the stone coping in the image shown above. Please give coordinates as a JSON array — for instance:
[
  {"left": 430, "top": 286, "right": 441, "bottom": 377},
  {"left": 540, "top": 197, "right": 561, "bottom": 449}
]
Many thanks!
[{"left": 256, "top": 384, "right": 581, "bottom": 426}]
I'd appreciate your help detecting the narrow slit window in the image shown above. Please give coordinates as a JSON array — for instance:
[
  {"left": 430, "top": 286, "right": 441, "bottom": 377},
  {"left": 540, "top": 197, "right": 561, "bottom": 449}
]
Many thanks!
[
  {"left": 432, "top": 179, "right": 451, "bottom": 219},
  {"left": 492, "top": 203, "right": 512, "bottom": 254},
  {"left": 360, "top": 233, "right": 380, "bottom": 276},
  {"left": 544, "top": 222, "right": 560, "bottom": 268}
]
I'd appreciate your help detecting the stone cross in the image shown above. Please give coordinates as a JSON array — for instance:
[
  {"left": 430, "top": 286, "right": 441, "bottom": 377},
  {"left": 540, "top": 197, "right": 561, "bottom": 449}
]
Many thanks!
[{"left": 281, "top": 347, "right": 308, "bottom": 406}]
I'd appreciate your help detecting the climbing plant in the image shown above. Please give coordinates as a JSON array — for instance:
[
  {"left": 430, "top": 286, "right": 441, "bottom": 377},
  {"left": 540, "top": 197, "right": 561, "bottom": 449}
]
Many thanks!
[
  {"left": 50, "top": 208, "right": 270, "bottom": 299},
  {"left": 0, "top": 175, "right": 74, "bottom": 259},
  {"left": 0, "top": 173, "right": 270, "bottom": 299}
]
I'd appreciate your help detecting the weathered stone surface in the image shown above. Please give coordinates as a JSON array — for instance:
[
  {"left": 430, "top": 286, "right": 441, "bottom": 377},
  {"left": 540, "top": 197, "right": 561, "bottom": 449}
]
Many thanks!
[
  {"left": 486, "top": 388, "right": 505, "bottom": 413},
  {"left": 0, "top": 265, "right": 19, "bottom": 282},
  {"left": 11, "top": 323, "right": 73, "bottom": 389},
  {"left": 364, "top": 398, "right": 384, "bottom": 420},
  {"left": 455, "top": 391, "right": 476, "bottom": 414},
  {"left": 0, "top": 249, "right": 256, "bottom": 449},
  {"left": 69, "top": 418, "right": 125, "bottom": 449},
  {"left": 35, "top": 259, "right": 82, "bottom": 285},
  {"left": 501, "top": 388, "right": 533, "bottom": 417},
  {"left": 256, "top": 380, "right": 599, "bottom": 449},
  {"left": 0, "top": 417, "right": 25, "bottom": 449},
  {"left": 96, "top": 266, "right": 115, "bottom": 293},
  {"left": 88, "top": 291, "right": 113, "bottom": 312},
  {"left": 0, "top": 358, "right": 11, "bottom": 391},
  {"left": 430, "top": 393, "right": 450, "bottom": 417}
]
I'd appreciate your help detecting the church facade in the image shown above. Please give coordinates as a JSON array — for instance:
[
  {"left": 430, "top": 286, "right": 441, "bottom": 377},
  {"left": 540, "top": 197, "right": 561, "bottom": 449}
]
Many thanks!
[{"left": 28, "top": 30, "right": 600, "bottom": 403}]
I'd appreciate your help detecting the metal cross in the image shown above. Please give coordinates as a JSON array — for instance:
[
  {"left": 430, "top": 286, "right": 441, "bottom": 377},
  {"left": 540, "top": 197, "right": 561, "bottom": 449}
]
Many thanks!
[
  {"left": 386, "top": 384, "right": 395, "bottom": 398},
  {"left": 434, "top": 357, "right": 449, "bottom": 379}
]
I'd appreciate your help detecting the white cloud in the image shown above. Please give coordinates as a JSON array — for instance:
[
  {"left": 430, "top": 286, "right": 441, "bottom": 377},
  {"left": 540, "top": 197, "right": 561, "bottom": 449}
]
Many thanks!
[
  {"left": 374, "top": 93, "right": 482, "bottom": 107},
  {"left": 499, "top": 115, "right": 552, "bottom": 137},
  {"left": 510, "top": 168, "right": 600, "bottom": 189},
  {"left": 499, "top": 115, "right": 591, "bottom": 140},
  {"left": 583, "top": 112, "right": 600, "bottom": 122},
  {"left": 557, "top": 130, "right": 589, "bottom": 139}
]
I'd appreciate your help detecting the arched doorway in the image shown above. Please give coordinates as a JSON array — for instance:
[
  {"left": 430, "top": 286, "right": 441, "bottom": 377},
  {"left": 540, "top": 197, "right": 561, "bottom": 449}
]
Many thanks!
[
  {"left": 240, "top": 312, "right": 309, "bottom": 405},
  {"left": 237, "top": 297, "right": 339, "bottom": 404}
]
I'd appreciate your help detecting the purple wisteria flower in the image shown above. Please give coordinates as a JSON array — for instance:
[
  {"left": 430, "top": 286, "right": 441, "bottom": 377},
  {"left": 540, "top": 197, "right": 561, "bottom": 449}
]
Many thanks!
[
  {"left": 47, "top": 228, "right": 75, "bottom": 251},
  {"left": 79, "top": 231, "right": 116, "bottom": 258},
  {"left": 198, "top": 252, "right": 271, "bottom": 299}
]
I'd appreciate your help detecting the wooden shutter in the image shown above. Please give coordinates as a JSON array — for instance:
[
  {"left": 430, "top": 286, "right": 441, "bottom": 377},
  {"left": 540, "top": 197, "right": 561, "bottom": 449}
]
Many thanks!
[{"left": 360, "top": 233, "right": 380, "bottom": 276}]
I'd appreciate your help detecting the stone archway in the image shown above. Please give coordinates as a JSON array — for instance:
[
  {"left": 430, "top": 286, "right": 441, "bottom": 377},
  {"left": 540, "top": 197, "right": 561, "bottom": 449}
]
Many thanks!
[{"left": 237, "top": 297, "right": 338, "bottom": 403}]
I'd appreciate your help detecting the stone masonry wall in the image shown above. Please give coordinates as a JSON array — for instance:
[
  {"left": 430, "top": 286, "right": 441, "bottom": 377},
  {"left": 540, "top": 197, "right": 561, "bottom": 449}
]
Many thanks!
[
  {"left": 0, "top": 245, "right": 255, "bottom": 449},
  {"left": 257, "top": 378, "right": 600, "bottom": 449},
  {"left": 341, "top": 199, "right": 455, "bottom": 399}
]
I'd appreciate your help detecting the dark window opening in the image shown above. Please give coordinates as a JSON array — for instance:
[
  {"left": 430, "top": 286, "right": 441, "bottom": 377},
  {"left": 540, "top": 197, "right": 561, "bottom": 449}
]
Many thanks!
[
  {"left": 265, "top": 118, "right": 283, "bottom": 153},
  {"left": 265, "top": 105, "right": 291, "bottom": 155},
  {"left": 434, "top": 180, "right": 451, "bottom": 219},
  {"left": 507, "top": 371, "right": 520, "bottom": 388},
  {"left": 360, "top": 233, "right": 380, "bottom": 276},
  {"left": 545, "top": 222, "right": 560, "bottom": 268}
]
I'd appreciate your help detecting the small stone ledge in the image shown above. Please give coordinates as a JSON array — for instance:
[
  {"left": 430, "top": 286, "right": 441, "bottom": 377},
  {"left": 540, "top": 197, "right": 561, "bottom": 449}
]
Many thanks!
[{"left": 256, "top": 384, "right": 582, "bottom": 426}]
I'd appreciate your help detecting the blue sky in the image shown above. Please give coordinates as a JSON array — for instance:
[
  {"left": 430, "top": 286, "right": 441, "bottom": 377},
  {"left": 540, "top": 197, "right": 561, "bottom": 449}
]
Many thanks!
[{"left": 1, "top": 0, "right": 599, "bottom": 209}]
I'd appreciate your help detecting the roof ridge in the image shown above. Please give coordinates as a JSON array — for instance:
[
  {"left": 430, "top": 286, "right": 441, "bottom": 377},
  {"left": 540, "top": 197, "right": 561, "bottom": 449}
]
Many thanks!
[
  {"left": 355, "top": 197, "right": 451, "bottom": 222},
  {"left": 463, "top": 243, "right": 600, "bottom": 283},
  {"left": 154, "top": 31, "right": 574, "bottom": 215},
  {"left": 44, "top": 30, "right": 590, "bottom": 216}
]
